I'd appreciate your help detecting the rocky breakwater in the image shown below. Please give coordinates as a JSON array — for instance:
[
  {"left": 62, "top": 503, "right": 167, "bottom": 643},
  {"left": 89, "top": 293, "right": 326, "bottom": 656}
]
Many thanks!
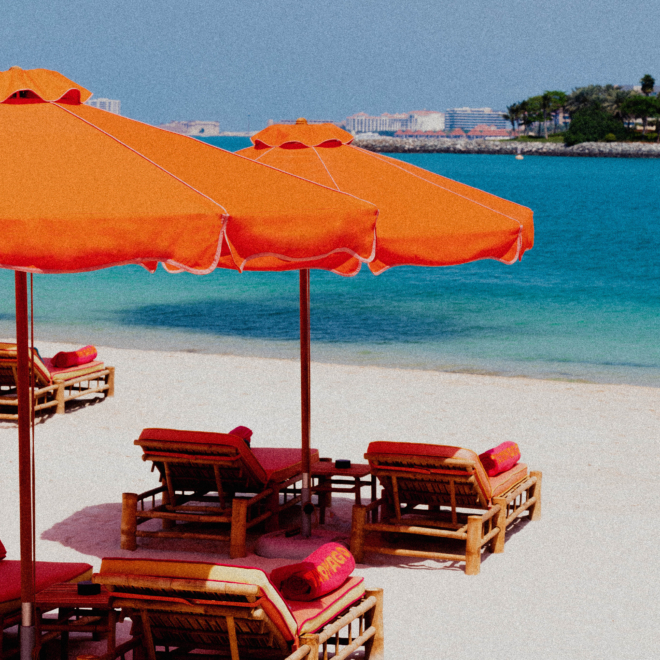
[{"left": 353, "top": 137, "right": 660, "bottom": 158}]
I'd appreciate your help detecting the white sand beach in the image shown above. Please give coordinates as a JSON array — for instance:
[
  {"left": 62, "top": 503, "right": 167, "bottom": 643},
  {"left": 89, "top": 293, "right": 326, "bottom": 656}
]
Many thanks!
[{"left": 1, "top": 342, "right": 659, "bottom": 659}]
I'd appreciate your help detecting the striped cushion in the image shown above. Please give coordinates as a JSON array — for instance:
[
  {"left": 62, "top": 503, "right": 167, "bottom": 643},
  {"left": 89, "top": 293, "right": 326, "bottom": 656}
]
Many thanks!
[
  {"left": 490, "top": 463, "right": 528, "bottom": 498},
  {"left": 367, "top": 441, "right": 493, "bottom": 500},
  {"left": 0, "top": 343, "right": 52, "bottom": 385},
  {"left": 43, "top": 359, "right": 106, "bottom": 382},
  {"left": 288, "top": 576, "right": 365, "bottom": 634}
]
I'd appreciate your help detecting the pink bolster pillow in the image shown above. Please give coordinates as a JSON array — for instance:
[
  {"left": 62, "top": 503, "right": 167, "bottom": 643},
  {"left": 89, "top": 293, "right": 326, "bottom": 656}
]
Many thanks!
[
  {"left": 270, "top": 542, "right": 355, "bottom": 602},
  {"left": 51, "top": 345, "right": 97, "bottom": 368},
  {"left": 479, "top": 441, "right": 521, "bottom": 477},
  {"left": 0, "top": 539, "right": 6, "bottom": 560}
]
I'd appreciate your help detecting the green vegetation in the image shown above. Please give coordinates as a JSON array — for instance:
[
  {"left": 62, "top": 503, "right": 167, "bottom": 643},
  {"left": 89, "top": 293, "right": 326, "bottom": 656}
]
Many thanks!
[{"left": 506, "top": 75, "right": 660, "bottom": 145}]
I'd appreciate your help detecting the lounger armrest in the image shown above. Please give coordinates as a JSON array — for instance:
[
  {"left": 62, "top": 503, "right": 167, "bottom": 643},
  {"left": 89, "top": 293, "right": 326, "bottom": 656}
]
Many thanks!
[{"left": 362, "top": 497, "right": 385, "bottom": 513}]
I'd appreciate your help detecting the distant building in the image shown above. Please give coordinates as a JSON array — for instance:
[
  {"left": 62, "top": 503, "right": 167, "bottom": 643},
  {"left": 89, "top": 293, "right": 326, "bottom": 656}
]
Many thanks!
[
  {"left": 466, "top": 124, "right": 512, "bottom": 140},
  {"left": 407, "top": 110, "right": 445, "bottom": 131},
  {"left": 446, "top": 107, "right": 507, "bottom": 131},
  {"left": 86, "top": 98, "right": 121, "bottom": 115},
  {"left": 158, "top": 120, "right": 220, "bottom": 136}
]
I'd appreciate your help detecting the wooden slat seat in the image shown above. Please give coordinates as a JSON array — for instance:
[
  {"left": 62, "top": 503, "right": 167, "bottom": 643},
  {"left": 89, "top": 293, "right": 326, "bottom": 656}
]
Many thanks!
[
  {"left": 86, "top": 557, "right": 384, "bottom": 660},
  {"left": 121, "top": 429, "right": 320, "bottom": 559},
  {"left": 0, "top": 343, "right": 114, "bottom": 420},
  {"left": 350, "top": 441, "right": 542, "bottom": 575}
]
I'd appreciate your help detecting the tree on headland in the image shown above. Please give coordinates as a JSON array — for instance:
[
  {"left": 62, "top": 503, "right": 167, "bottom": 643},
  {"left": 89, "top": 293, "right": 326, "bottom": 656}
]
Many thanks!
[
  {"left": 564, "top": 103, "right": 627, "bottom": 146},
  {"left": 541, "top": 91, "right": 567, "bottom": 138},
  {"left": 622, "top": 95, "right": 658, "bottom": 135},
  {"left": 503, "top": 103, "right": 523, "bottom": 132},
  {"left": 640, "top": 74, "right": 656, "bottom": 96}
]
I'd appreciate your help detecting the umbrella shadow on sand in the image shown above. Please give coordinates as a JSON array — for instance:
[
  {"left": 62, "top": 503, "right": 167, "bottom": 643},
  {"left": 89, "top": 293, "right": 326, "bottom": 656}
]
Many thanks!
[{"left": 41, "top": 497, "right": 531, "bottom": 574}]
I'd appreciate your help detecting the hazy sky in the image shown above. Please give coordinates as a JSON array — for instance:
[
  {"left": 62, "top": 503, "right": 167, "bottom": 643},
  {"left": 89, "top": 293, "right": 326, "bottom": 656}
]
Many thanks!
[{"left": 3, "top": 1, "right": 657, "bottom": 129}]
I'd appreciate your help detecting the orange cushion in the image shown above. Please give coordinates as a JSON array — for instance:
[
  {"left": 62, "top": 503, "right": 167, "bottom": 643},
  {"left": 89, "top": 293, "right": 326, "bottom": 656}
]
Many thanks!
[
  {"left": 0, "top": 560, "right": 92, "bottom": 615},
  {"left": 287, "top": 575, "right": 365, "bottom": 635},
  {"left": 367, "top": 441, "right": 492, "bottom": 500},
  {"left": 252, "top": 448, "right": 320, "bottom": 483},
  {"left": 489, "top": 463, "right": 528, "bottom": 498}
]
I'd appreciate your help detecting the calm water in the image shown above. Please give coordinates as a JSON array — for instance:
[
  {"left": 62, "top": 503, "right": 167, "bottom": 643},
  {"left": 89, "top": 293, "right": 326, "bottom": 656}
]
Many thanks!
[{"left": 1, "top": 137, "right": 659, "bottom": 387}]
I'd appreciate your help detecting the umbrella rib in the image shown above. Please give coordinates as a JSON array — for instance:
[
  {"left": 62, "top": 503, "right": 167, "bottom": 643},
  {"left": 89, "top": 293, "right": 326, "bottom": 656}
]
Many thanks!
[
  {"left": 310, "top": 147, "right": 340, "bottom": 191},
  {"left": 48, "top": 101, "right": 230, "bottom": 215},
  {"left": 347, "top": 144, "right": 529, "bottom": 226}
]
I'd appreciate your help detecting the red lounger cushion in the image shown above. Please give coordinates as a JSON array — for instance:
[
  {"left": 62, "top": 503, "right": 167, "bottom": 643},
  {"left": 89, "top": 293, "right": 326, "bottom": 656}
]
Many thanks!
[
  {"left": 95, "top": 557, "right": 365, "bottom": 643},
  {"left": 138, "top": 428, "right": 319, "bottom": 485},
  {"left": 479, "top": 441, "right": 521, "bottom": 477},
  {"left": 0, "top": 539, "right": 6, "bottom": 560},
  {"left": 51, "top": 345, "right": 97, "bottom": 368},
  {"left": 270, "top": 543, "right": 355, "bottom": 601},
  {"left": 366, "top": 441, "right": 493, "bottom": 500},
  {"left": 0, "top": 560, "right": 93, "bottom": 616}
]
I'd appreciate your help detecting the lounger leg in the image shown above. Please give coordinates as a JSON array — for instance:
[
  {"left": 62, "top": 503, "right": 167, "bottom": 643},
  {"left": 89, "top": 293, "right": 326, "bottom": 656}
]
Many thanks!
[
  {"left": 230, "top": 498, "right": 249, "bottom": 558},
  {"left": 265, "top": 487, "right": 280, "bottom": 533},
  {"left": 528, "top": 471, "right": 542, "bottom": 521},
  {"left": 105, "top": 367, "right": 115, "bottom": 398},
  {"left": 160, "top": 488, "right": 175, "bottom": 530},
  {"left": 120, "top": 493, "right": 138, "bottom": 551},
  {"left": 491, "top": 497, "right": 507, "bottom": 554},
  {"left": 55, "top": 383, "right": 66, "bottom": 414},
  {"left": 465, "top": 515, "right": 483, "bottom": 575},
  {"left": 364, "top": 588, "right": 384, "bottom": 660},
  {"left": 350, "top": 504, "right": 367, "bottom": 563},
  {"left": 298, "top": 633, "right": 319, "bottom": 660}
]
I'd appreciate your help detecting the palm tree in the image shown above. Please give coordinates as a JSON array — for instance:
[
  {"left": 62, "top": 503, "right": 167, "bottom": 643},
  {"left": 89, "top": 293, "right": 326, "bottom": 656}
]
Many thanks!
[
  {"left": 541, "top": 91, "right": 568, "bottom": 137},
  {"left": 503, "top": 103, "right": 522, "bottom": 133},
  {"left": 640, "top": 74, "right": 656, "bottom": 96}
]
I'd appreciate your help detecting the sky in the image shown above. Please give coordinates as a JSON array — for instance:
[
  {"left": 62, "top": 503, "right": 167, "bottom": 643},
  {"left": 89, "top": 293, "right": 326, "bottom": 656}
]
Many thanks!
[{"left": 2, "top": 0, "right": 658, "bottom": 130}]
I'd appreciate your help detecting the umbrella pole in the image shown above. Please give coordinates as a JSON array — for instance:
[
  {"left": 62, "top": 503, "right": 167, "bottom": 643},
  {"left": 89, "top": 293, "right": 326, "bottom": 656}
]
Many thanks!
[
  {"left": 300, "top": 269, "right": 312, "bottom": 537},
  {"left": 15, "top": 272, "right": 35, "bottom": 660}
]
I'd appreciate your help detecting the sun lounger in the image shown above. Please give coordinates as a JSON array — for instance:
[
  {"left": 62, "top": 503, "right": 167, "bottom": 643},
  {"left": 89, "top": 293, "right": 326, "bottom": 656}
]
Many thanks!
[
  {"left": 0, "top": 539, "right": 92, "bottom": 660},
  {"left": 350, "top": 441, "right": 542, "bottom": 575},
  {"left": 0, "top": 343, "right": 114, "bottom": 420},
  {"left": 87, "top": 557, "right": 383, "bottom": 660},
  {"left": 121, "top": 428, "right": 320, "bottom": 558}
]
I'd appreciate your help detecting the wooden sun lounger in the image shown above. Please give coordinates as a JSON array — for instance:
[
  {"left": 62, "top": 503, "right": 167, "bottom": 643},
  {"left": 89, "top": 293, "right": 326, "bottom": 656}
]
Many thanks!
[
  {"left": 0, "top": 343, "right": 114, "bottom": 420},
  {"left": 0, "top": 553, "right": 92, "bottom": 660},
  {"left": 121, "top": 428, "right": 320, "bottom": 559},
  {"left": 350, "top": 441, "right": 542, "bottom": 575},
  {"left": 84, "top": 557, "right": 384, "bottom": 660}
]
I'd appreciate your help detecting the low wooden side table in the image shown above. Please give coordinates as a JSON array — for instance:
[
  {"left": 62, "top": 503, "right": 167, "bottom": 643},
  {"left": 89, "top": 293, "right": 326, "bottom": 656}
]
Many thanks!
[
  {"left": 311, "top": 461, "right": 376, "bottom": 524},
  {"left": 34, "top": 583, "right": 118, "bottom": 660}
]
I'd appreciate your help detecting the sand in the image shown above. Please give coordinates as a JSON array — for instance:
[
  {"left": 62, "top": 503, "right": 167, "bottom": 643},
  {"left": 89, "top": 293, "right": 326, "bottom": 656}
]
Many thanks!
[{"left": 1, "top": 341, "right": 659, "bottom": 659}]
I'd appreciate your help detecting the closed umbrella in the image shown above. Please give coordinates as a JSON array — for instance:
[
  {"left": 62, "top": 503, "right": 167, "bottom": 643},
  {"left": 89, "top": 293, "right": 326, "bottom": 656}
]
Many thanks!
[
  {"left": 0, "top": 68, "right": 378, "bottom": 660},
  {"left": 237, "top": 119, "right": 534, "bottom": 539}
]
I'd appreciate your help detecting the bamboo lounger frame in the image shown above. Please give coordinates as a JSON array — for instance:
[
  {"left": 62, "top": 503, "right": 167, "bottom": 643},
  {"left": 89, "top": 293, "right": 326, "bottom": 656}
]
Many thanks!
[
  {"left": 121, "top": 433, "right": 312, "bottom": 559},
  {"left": 351, "top": 450, "right": 542, "bottom": 575},
  {"left": 84, "top": 573, "right": 384, "bottom": 660},
  {"left": 0, "top": 361, "right": 114, "bottom": 420}
]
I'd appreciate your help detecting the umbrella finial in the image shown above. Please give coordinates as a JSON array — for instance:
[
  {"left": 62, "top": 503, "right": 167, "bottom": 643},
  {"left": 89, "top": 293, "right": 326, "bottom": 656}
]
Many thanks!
[{"left": 296, "top": 117, "right": 308, "bottom": 125}]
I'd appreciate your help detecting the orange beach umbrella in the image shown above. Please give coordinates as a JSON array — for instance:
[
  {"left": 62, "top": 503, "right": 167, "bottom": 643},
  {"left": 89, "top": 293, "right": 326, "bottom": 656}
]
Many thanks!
[
  {"left": 238, "top": 119, "right": 534, "bottom": 539},
  {"left": 0, "top": 67, "right": 378, "bottom": 656}
]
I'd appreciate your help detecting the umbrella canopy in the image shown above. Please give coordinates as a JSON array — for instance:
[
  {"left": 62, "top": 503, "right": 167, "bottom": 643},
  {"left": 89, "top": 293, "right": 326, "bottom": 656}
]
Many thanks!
[
  {"left": 238, "top": 119, "right": 535, "bottom": 542},
  {"left": 1, "top": 69, "right": 378, "bottom": 275},
  {"left": 0, "top": 67, "right": 379, "bottom": 658},
  {"left": 238, "top": 119, "right": 533, "bottom": 275}
]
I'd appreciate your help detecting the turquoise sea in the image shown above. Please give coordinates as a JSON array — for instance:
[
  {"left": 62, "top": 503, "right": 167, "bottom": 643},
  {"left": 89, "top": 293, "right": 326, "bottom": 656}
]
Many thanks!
[{"left": 1, "top": 136, "right": 659, "bottom": 387}]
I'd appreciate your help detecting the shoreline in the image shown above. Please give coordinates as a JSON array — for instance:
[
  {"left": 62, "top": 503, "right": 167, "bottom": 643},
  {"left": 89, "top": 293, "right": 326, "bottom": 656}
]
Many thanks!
[{"left": 354, "top": 136, "right": 660, "bottom": 157}]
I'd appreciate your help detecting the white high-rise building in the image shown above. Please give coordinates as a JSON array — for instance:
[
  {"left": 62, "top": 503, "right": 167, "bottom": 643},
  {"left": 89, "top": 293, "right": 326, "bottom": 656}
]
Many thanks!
[
  {"left": 86, "top": 98, "right": 121, "bottom": 115},
  {"left": 407, "top": 110, "right": 445, "bottom": 131},
  {"left": 344, "top": 110, "right": 445, "bottom": 134}
]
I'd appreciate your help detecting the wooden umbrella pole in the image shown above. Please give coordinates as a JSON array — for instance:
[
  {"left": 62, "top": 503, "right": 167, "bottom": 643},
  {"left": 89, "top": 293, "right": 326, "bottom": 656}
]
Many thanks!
[
  {"left": 15, "top": 272, "right": 35, "bottom": 659},
  {"left": 300, "top": 269, "right": 312, "bottom": 537}
]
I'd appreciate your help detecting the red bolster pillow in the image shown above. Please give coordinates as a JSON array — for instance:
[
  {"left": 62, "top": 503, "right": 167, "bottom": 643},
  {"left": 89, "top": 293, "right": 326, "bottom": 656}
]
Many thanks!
[
  {"left": 229, "top": 425, "right": 253, "bottom": 447},
  {"left": 479, "top": 441, "right": 521, "bottom": 477},
  {"left": 0, "top": 539, "right": 6, "bottom": 560},
  {"left": 270, "top": 542, "right": 355, "bottom": 602},
  {"left": 51, "top": 345, "right": 97, "bottom": 368}
]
